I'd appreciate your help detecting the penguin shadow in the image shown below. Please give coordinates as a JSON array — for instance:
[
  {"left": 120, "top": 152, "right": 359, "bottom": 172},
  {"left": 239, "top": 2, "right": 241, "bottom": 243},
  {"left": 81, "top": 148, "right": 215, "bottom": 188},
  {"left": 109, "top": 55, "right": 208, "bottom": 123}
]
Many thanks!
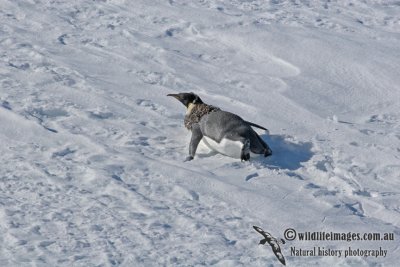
[
  {"left": 195, "top": 141, "right": 219, "bottom": 158},
  {"left": 254, "top": 134, "right": 314, "bottom": 171}
]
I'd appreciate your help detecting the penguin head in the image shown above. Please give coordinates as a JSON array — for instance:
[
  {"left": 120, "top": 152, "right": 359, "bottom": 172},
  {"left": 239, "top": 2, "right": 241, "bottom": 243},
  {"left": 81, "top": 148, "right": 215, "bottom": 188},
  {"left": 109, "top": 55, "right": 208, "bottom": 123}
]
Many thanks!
[{"left": 167, "top": 92, "right": 203, "bottom": 108}]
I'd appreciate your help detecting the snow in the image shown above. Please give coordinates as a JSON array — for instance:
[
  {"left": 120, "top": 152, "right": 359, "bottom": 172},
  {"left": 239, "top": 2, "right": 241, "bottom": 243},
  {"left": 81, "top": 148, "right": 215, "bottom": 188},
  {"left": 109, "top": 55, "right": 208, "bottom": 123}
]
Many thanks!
[{"left": 1, "top": 0, "right": 399, "bottom": 266}]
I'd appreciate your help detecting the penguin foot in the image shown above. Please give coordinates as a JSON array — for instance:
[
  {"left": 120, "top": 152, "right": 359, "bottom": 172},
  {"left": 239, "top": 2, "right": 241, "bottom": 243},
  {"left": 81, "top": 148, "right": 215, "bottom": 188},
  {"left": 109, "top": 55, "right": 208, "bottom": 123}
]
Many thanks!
[
  {"left": 184, "top": 156, "right": 194, "bottom": 162},
  {"left": 241, "top": 153, "right": 250, "bottom": 161},
  {"left": 241, "top": 139, "right": 251, "bottom": 161}
]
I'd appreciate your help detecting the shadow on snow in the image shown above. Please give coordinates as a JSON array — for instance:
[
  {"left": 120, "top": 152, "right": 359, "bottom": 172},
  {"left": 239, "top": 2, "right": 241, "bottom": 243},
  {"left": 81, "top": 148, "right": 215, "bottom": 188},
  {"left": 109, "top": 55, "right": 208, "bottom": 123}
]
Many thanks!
[{"left": 254, "top": 134, "right": 314, "bottom": 171}]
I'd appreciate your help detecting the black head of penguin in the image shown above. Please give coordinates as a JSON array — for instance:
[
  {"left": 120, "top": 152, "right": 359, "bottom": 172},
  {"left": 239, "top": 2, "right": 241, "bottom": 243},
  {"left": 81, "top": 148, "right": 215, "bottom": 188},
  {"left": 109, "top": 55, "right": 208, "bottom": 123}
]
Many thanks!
[{"left": 167, "top": 92, "right": 203, "bottom": 108}]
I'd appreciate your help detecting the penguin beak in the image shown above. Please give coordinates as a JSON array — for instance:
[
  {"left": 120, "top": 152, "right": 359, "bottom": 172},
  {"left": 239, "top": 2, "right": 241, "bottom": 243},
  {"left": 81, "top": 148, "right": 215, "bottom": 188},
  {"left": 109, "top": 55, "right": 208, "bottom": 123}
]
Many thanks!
[
  {"left": 167, "top": 93, "right": 186, "bottom": 106},
  {"left": 167, "top": 93, "right": 180, "bottom": 100}
]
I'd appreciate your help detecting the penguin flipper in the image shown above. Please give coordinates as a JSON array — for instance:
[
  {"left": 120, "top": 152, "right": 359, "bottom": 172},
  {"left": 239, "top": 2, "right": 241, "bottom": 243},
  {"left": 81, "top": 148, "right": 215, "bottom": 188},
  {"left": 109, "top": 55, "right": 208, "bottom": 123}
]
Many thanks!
[{"left": 187, "top": 123, "right": 203, "bottom": 161}]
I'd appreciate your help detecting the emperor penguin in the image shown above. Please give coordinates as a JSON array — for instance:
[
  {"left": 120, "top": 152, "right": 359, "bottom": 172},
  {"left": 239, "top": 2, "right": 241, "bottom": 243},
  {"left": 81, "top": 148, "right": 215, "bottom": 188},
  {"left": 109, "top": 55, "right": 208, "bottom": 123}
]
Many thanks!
[{"left": 167, "top": 92, "right": 272, "bottom": 161}]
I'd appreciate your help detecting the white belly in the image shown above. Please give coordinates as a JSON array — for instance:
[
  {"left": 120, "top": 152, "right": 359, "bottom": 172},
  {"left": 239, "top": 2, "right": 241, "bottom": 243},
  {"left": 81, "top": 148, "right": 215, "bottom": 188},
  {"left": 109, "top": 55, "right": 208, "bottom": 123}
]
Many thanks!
[{"left": 202, "top": 136, "right": 244, "bottom": 159}]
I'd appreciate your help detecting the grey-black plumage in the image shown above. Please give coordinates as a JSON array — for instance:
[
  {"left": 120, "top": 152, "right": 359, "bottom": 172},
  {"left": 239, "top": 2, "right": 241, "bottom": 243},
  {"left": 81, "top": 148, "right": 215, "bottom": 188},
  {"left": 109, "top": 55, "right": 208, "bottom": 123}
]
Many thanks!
[
  {"left": 168, "top": 92, "right": 272, "bottom": 161},
  {"left": 253, "top": 226, "right": 286, "bottom": 266}
]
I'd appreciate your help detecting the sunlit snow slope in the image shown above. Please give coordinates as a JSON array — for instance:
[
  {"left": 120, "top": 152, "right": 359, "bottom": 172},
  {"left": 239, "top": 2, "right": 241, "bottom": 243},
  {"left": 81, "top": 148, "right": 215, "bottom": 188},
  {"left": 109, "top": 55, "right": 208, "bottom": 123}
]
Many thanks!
[{"left": 1, "top": 0, "right": 399, "bottom": 266}]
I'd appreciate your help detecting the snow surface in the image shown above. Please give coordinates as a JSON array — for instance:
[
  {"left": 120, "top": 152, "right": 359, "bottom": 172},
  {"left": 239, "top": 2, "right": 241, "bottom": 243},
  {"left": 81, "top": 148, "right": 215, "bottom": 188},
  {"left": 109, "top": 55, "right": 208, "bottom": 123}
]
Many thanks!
[{"left": 1, "top": 0, "right": 400, "bottom": 266}]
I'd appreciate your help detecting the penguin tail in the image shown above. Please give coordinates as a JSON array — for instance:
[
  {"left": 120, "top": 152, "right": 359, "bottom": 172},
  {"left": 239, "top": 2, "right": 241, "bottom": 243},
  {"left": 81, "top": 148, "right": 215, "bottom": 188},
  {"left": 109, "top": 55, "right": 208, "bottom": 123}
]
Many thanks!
[{"left": 246, "top": 121, "right": 269, "bottom": 132}]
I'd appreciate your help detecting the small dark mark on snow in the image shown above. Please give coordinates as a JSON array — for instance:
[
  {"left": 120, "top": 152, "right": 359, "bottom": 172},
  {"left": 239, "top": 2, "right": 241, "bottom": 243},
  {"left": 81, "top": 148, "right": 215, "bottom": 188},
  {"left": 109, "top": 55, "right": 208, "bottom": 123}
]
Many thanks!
[
  {"left": 245, "top": 172, "right": 259, "bottom": 181},
  {"left": 305, "top": 183, "right": 320, "bottom": 189},
  {"left": 1, "top": 101, "right": 11, "bottom": 110},
  {"left": 58, "top": 34, "right": 68, "bottom": 45},
  {"left": 52, "top": 148, "right": 75, "bottom": 157},
  {"left": 111, "top": 174, "right": 123, "bottom": 182},
  {"left": 8, "top": 62, "right": 30, "bottom": 70},
  {"left": 44, "top": 126, "right": 58, "bottom": 133}
]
